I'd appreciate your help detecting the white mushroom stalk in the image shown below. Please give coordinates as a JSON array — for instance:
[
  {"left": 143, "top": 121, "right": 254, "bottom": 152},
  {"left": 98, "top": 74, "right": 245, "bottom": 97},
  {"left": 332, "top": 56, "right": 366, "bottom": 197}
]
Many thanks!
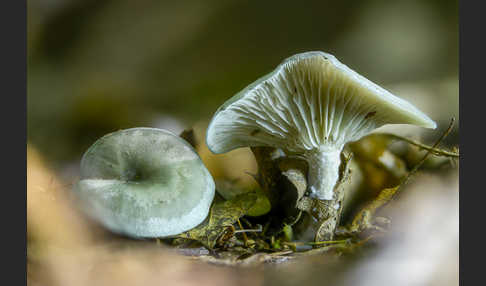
[
  {"left": 74, "top": 128, "right": 215, "bottom": 238},
  {"left": 206, "top": 51, "right": 436, "bottom": 200}
]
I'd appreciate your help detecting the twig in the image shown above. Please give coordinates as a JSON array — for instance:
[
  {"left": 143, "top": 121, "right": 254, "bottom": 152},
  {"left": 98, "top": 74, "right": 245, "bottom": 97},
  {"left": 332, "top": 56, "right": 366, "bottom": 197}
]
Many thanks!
[
  {"left": 309, "top": 239, "right": 350, "bottom": 245},
  {"left": 342, "top": 118, "right": 456, "bottom": 234},
  {"left": 281, "top": 239, "right": 350, "bottom": 250},
  {"left": 233, "top": 225, "right": 263, "bottom": 234},
  {"left": 375, "top": 129, "right": 459, "bottom": 158},
  {"left": 401, "top": 117, "right": 456, "bottom": 186},
  {"left": 287, "top": 210, "right": 302, "bottom": 227},
  {"left": 236, "top": 219, "right": 249, "bottom": 246}
]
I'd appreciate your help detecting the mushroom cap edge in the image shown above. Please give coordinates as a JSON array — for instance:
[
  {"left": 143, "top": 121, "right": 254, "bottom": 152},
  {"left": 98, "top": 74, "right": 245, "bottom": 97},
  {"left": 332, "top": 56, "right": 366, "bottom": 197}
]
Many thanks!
[{"left": 206, "top": 51, "right": 436, "bottom": 154}]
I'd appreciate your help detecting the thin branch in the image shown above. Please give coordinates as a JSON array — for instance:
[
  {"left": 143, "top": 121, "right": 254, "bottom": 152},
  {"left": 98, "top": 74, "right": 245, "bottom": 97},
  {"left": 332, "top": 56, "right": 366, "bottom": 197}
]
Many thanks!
[
  {"left": 402, "top": 117, "right": 455, "bottom": 184},
  {"left": 342, "top": 118, "right": 457, "bottom": 234},
  {"left": 233, "top": 224, "right": 263, "bottom": 234},
  {"left": 282, "top": 239, "right": 350, "bottom": 247},
  {"left": 374, "top": 130, "right": 459, "bottom": 158}
]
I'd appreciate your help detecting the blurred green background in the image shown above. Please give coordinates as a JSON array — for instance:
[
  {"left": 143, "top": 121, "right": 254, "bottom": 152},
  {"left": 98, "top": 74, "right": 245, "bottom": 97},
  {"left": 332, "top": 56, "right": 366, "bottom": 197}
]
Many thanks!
[{"left": 27, "top": 0, "right": 458, "bottom": 177}]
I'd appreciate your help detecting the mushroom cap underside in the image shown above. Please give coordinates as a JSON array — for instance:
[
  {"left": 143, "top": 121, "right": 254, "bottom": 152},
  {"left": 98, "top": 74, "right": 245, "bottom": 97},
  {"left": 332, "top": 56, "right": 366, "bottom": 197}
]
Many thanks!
[
  {"left": 75, "top": 128, "right": 215, "bottom": 238},
  {"left": 206, "top": 51, "right": 436, "bottom": 154}
]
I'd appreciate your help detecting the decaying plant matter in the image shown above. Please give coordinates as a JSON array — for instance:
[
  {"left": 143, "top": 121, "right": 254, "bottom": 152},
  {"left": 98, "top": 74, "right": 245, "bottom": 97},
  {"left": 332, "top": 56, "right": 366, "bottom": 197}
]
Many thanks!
[{"left": 169, "top": 119, "right": 458, "bottom": 265}]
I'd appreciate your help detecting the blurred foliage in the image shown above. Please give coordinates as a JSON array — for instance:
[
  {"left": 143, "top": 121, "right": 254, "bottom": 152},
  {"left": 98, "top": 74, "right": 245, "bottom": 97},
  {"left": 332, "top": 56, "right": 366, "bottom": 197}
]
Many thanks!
[{"left": 28, "top": 0, "right": 458, "bottom": 173}]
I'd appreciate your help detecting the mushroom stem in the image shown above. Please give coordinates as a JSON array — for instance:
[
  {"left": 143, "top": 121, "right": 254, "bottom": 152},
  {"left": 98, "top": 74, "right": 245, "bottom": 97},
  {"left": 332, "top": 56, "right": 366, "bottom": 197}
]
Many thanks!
[{"left": 305, "top": 146, "right": 344, "bottom": 200}]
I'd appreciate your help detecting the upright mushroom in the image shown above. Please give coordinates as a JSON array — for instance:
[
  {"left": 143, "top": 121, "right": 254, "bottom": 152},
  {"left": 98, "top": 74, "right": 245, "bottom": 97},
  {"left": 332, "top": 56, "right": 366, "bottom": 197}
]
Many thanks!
[
  {"left": 74, "top": 128, "right": 215, "bottom": 238},
  {"left": 206, "top": 51, "right": 436, "bottom": 201}
]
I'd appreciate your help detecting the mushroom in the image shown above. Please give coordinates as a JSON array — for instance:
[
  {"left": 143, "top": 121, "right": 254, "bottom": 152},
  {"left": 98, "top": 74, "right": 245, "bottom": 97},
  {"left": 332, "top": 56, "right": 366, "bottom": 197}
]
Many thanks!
[
  {"left": 206, "top": 51, "right": 436, "bottom": 201},
  {"left": 74, "top": 127, "right": 215, "bottom": 238}
]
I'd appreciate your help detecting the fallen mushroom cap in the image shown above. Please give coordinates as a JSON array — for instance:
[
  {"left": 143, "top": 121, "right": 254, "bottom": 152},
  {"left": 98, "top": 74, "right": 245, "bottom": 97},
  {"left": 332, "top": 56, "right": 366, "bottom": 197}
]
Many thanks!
[
  {"left": 74, "top": 127, "right": 215, "bottom": 238},
  {"left": 206, "top": 51, "right": 436, "bottom": 200}
]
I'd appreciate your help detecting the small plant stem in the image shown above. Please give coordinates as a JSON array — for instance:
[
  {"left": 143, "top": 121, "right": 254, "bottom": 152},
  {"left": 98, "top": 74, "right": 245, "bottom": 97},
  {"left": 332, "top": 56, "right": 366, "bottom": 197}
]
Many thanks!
[
  {"left": 401, "top": 117, "right": 456, "bottom": 186},
  {"left": 308, "top": 239, "right": 349, "bottom": 245},
  {"left": 376, "top": 130, "right": 459, "bottom": 158},
  {"left": 287, "top": 210, "right": 302, "bottom": 227},
  {"left": 237, "top": 219, "right": 249, "bottom": 246},
  {"left": 233, "top": 226, "right": 263, "bottom": 234},
  {"left": 281, "top": 239, "right": 350, "bottom": 250}
]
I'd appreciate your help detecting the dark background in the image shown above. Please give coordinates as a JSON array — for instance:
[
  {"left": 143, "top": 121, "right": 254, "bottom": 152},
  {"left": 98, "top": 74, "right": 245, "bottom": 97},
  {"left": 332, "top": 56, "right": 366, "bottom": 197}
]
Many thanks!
[{"left": 28, "top": 0, "right": 458, "bottom": 177}]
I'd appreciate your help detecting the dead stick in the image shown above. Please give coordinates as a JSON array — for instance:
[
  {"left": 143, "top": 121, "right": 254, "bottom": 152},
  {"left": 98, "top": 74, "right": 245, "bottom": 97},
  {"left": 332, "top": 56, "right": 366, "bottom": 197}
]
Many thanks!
[
  {"left": 377, "top": 132, "right": 459, "bottom": 158},
  {"left": 237, "top": 219, "right": 249, "bottom": 246}
]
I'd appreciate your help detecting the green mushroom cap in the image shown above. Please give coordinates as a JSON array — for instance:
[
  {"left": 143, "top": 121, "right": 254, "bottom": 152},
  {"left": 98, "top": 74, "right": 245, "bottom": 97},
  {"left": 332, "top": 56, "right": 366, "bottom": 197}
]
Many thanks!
[{"left": 74, "top": 128, "right": 215, "bottom": 238}]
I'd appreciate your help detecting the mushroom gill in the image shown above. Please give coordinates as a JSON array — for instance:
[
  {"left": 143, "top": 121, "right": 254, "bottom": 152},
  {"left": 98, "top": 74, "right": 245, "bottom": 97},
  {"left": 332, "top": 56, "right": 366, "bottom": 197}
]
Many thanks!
[{"left": 207, "top": 51, "right": 436, "bottom": 200}]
